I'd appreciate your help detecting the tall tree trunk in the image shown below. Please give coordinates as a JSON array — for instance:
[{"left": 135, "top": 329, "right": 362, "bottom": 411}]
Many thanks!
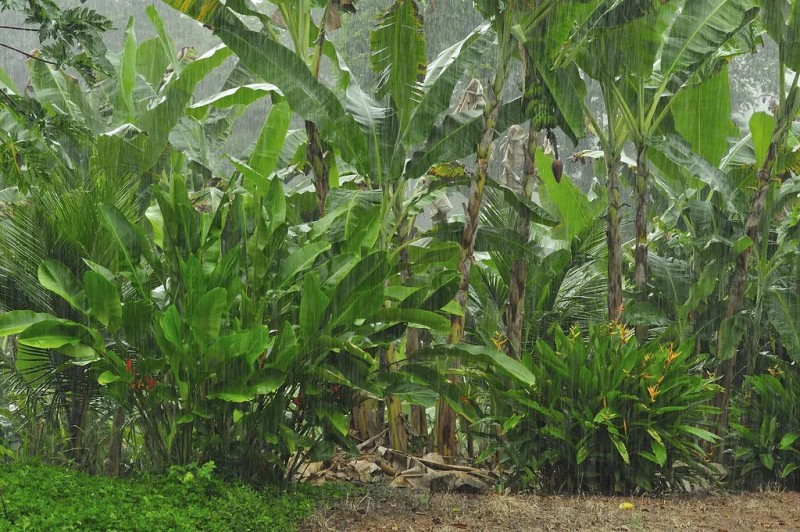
[
  {"left": 306, "top": 121, "right": 330, "bottom": 218},
  {"left": 384, "top": 343, "right": 407, "bottom": 451},
  {"left": 406, "top": 327, "right": 428, "bottom": 441},
  {"left": 633, "top": 144, "right": 649, "bottom": 343},
  {"left": 715, "top": 142, "right": 779, "bottom": 430},
  {"left": 436, "top": 71, "right": 505, "bottom": 460},
  {"left": 307, "top": 25, "right": 330, "bottom": 218},
  {"left": 505, "top": 123, "right": 539, "bottom": 360},
  {"left": 714, "top": 84, "right": 799, "bottom": 432},
  {"left": 606, "top": 155, "right": 623, "bottom": 322}
]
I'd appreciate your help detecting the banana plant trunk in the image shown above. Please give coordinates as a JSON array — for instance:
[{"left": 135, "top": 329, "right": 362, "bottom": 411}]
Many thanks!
[
  {"left": 436, "top": 76, "right": 504, "bottom": 460},
  {"left": 633, "top": 144, "right": 649, "bottom": 342},
  {"left": 505, "top": 123, "right": 539, "bottom": 360},
  {"left": 306, "top": 121, "right": 330, "bottom": 218},
  {"left": 307, "top": 28, "right": 330, "bottom": 218},
  {"left": 606, "top": 156, "right": 623, "bottom": 322},
  {"left": 715, "top": 84, "right": 798, "bottom": 431},
  {"left": 715, "top": 141, "right": 779, "bottom": 430}
]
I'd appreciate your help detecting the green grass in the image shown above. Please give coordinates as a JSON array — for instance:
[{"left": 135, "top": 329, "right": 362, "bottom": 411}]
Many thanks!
[{"left": 0, "top": 462, "right": 354, "bottom": 531}]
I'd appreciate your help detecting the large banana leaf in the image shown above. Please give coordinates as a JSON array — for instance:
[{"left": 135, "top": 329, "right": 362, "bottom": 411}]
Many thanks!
[
  {"left": 94, "top": 44, "right": 232, "bottom": 178},
  {"left": 767, "top": 288, "right": 800, "bottom": 363},
  {"left": 405, "top": 110, "right": 483, "bottom": 178},
  {"left": 370, "top": 0, "right": 426, "bottom": 135},
  {"left": 160, "top": 0, "right": 368, "bottom": 172},
  {"left": 406, "top": 21, "right": 493, "bottom": 147},
  {"left": 668, "top": 65, "right": 738, "bottom": 167},
  {"left": 646, "top": 134, "right": 740, "bottom": 215},
  {"left": 661, "top": 0, "right": 758, "bottom": 84}
]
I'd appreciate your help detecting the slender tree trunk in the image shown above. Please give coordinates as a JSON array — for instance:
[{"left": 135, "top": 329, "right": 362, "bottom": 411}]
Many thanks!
[
  {"left": 436, "top": 72, "right": 505, "bottom": 460},
  {"left": 384, "top": 343, "right": 407, "bottom": 451},
  {"left": 306, "top": 121, "right": 330, "bottom": 218},
  {"left": 505, "top": 123, "right": 539, "bottom": 360},
  {"left": 606, "top": 155, "right": 623, "bottom": 322},
  {"left": 104, "top": 407, "right": 125, "bottom": 476},
  {"left": 633, "top": 144, "right": 649, "bottom": 343},
  {"left": 715, "top": 141, "right": 779, "bottom": 430},
  {"left": 307, "top": 25, "right": 330, "bottom": 218},
  {"left": 406, "top": 327, "right": 428, "bottom": 440}
]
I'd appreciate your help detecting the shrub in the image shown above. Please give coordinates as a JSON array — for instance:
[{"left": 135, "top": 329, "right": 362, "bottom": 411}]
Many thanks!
[
  {"left": 728, "top": 360, "right": 800, "bottom": 489},
  {"left": 0, "top": 462, "right": 318, "bottom": 531},
  {"left": 492, "top": 323, "right": 722, "bottom": 493}
]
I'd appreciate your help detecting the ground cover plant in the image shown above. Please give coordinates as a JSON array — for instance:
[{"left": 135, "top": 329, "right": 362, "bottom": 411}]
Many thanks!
[
  {"left": 1, "top": 0, "right": 800, "bottom": 520},
  {"left": 0, "top": 462, "right": 341, "bottom": 531}
]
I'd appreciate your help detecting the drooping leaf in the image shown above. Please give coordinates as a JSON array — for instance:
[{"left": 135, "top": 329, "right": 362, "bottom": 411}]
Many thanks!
[
  {"left": 370, "top": 0, "right": 426, "bottom": 134},
  {"left": 38, "top": 260, "right": 87, "bottom": 313},
  {"left": 84, "top": 270, "right": 122, "bottom": 329},
  {"left": 661, "top": 0, "right": 758, "bottom": 84}
]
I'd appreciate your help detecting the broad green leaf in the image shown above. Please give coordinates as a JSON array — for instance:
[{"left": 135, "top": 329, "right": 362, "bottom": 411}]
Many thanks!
[
  {"left": 269, "top": 321, "right": 299, "bottom": 372},
  {"left": 782, "top": 0, "right": 800, "bottom": 70},
  {"left": 95, "top": 44, "right": 232, "bottom": 177},
  {"left": 750, "top": 112, "right": 775, "bottom": 168},
  {"left": 136, "top": 38, "right": 171, "bottom": 89},
  {"left": 114, "top": 17, "right": 137, "bottom": 123},
  {"left": 0, "top": 65, "right": 19, "bottom": 94},
  {"left": 188, "top": 83, "right": 282, "bottom": 118},
  {"left": 0, "top": 311, "right": 51, "bottom": 336},
  {"left": 278, "top": 241, "right": 331, "bottom": 288},
  {"left": 670, "top": 65, "right": 737, "bottom": 167},
  {"left": 370, "top": 0, "right": 426, "bottom": 134},
  {"left": 661, "top": 0, "right": 758, "bottom": 84},
  {"left": 18, "top": 319, "right": 91, "bottom": 349},
  {"left": 319, "top": 404, "right": 349, "bottom": 436},
  {"left": 647, "top": 134, "right": 739, "bottom": 214},
  {"left": 28, "top": 58, "right": 97, "bottom": 128},
  {"left": 248, "top": 97, "right": 291, "bottom": 184},
  {"left": 610, "top": 435, "right": 630, "bottom": 465},
  {"left": 300, "top": 273, "right": 329, "bottom": 340},
  {"left": 99, "top": 203, "right": 151, "bottom": 298},
  {"left": 84, "top": 271, "right": 122, "bottom": 329},
  {"left": 677, "top": 424, "right": 720, "bottom": 442},
  {"left": 760, "top": 0, "right": 789, "bottom": 45},
  {"left": 423, "top": 343, "right": 536, "bottom": 387},
  {"left": 146, "top": 4, "right": 181, "bottom": 78},
  {"left": 191, "top": 287, "right": 228, "bottom": 345},
  {"left": 651, "top": 439, "right": 667, "bottom": 467},
  {"left": 405, "top": 110, "right": 483, "bottom": 178},
  {"left": 779, "top": 432, "right": 800, "bottom": 451},
  {"left": 207, "top": 387, "right": 254, "bottom": 402},
  {"left": 160, "top": 0, "right": 368, "bottom": 170},
  {"left": 408, "top": 21, "right": 492, "bottom": 147},
  {"left": 38, "top": 260, "right": 87, "bottom": 313},
  {"left": 160, "top": 305, "right": 184, "bottom": 348},
  {"left": 363, "top": 308, "right": 450, "bottom": 334},
  {"left": 98, "top": 371, "right": 122, "bottom": 385},
  {"left": 766, "top": 289, "right": 800, "bottom": 363}
]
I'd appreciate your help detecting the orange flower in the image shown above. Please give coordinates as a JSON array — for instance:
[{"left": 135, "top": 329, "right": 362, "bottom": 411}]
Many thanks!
[{"left": 647, "top": 384, "right": 660, "bottom": 402}]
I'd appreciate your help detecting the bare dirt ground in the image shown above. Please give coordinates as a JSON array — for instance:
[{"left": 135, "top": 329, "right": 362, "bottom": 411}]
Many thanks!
[{"left": 300, "top": 485, "right": 800, "bottom": 531}]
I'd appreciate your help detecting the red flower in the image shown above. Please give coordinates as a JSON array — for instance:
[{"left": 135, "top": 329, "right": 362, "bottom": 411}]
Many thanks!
[
  {"left": 125, "top": 358, "right": 134, "bottom": 374},
  {"left": 144, "top": 376, "right": 156, "bottom": 392}
]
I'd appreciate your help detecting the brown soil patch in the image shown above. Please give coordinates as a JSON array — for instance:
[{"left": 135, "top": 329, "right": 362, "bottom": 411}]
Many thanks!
[{"left": 300, "top": 486, "right": 800, "bottom": 531}]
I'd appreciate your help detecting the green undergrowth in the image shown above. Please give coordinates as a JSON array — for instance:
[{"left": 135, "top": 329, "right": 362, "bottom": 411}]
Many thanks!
[{"left": 0, "top": 462, "right": 359, "bottom": 531}]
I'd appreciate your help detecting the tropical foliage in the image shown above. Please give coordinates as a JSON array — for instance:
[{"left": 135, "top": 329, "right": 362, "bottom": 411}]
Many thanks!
[{"left": 1, "top": 0, "right": 800, "bottom": 496}]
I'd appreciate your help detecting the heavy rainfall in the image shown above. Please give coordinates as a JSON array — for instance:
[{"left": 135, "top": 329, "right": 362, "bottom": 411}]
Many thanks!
[{"left": 0, "top": 1, "right": 799, "bottom": 530}]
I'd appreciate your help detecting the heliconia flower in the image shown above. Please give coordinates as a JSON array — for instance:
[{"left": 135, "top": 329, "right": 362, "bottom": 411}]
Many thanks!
[
  {"left": 125, "top": 358, "right": 133, "bottom": 374},
  {"left": 144, "top": 376, "right": 156, "bottom": 392}
]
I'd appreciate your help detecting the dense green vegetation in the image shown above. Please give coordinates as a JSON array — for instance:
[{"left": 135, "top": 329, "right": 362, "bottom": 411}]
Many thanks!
[
  {"left": 1, "top": 0, "right": 800, "bottom": 507},
  {"left": 0, "top": 462, "right": 340, "bottom": 530}
]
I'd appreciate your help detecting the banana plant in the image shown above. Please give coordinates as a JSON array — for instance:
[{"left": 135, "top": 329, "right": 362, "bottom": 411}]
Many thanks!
[
  {"left": 715, "top": 0, "right": 800, "bottom": 428},
  {"left": 569, "top": 0, "right": 758, "bottom": 340}
]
